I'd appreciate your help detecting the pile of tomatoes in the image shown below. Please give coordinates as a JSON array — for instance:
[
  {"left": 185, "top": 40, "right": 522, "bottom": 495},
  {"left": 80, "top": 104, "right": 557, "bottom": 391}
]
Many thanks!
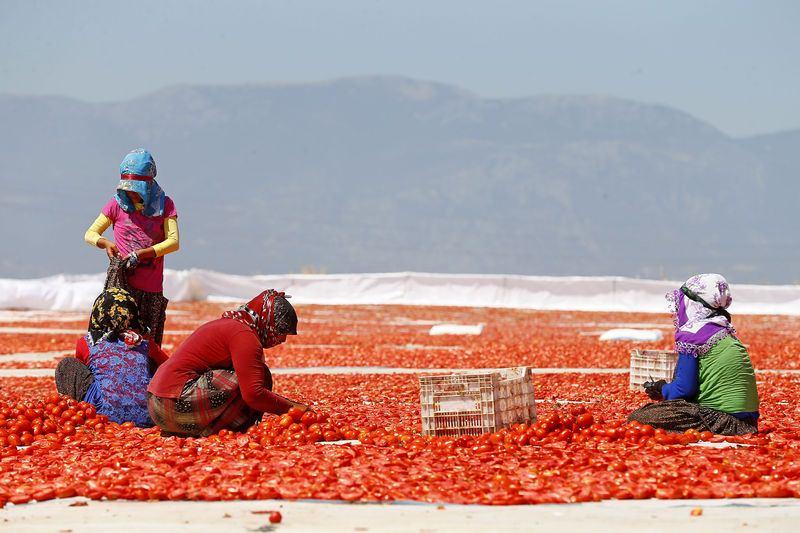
[
  {"left": 245, "top": 407, "right": 345, "bottom": 445},
  {"left": 3, "top": 303, "right": 800, "bottom": 508},
  {"left": 0, "top": 374, "right": 799, "bottom": 508},
  {"left": 0, "top": 394, "right": 107, "bottom": 451}
]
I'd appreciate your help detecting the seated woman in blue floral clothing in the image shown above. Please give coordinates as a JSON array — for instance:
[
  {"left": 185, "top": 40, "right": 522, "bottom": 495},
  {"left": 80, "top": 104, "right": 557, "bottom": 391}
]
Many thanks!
[{"left": 55, "top": 288, "right": 168, "bottom": 427}]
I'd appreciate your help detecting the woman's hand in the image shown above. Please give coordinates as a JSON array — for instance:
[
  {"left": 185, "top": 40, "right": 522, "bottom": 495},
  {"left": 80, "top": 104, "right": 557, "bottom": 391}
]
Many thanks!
[
  {"left": 128, "top": 247, "right": 157, "bottom": 261},
  {"left": 123, "top": 247, "right": 157, "bottom": 269},
  {"left": 97, "top": 238, "right": 119, "bottom": 259},
  {"left": 290, "top": 401, "right": 311, "bottom": 413},
  {"left": 123, "top": 251, "right": 140, "bottom": 270},
  {"left": 643, "top": 380, "right": 667, "bottom": 401}
]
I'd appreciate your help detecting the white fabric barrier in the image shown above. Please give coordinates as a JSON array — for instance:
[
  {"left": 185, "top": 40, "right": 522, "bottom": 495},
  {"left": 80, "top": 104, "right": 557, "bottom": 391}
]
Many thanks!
[
  {"left": 599, "top": 329, "right": 664, "bottom": 342},
  {"left": 429, "top": 324, "right": 485, "bottom": 336},
  {"left": 2, "top": 270, "right": 800, "bottom": 315},
  {"left": 0, "top": 273, "right": 106, "bottom": 312}
]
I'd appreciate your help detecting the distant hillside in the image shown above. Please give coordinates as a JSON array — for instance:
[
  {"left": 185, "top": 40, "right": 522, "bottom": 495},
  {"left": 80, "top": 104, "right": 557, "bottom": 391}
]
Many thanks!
[{"left": 0, "top": 77, "right": 798, "bottom": 283}]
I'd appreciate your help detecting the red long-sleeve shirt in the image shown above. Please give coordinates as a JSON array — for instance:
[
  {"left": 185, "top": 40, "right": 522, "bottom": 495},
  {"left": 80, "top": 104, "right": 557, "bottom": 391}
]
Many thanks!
[{"left": 147, "top": 318, "right": 292, "bottom": 414}]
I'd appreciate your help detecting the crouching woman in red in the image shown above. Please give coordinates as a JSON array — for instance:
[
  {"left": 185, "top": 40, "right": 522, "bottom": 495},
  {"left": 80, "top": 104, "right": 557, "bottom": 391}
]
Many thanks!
[{"left": 147, "top": 290, "right": 307, "bottom": 437}]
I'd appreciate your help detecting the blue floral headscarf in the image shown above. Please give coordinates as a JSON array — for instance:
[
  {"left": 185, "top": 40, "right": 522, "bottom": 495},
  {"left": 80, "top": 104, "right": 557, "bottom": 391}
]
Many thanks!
[{"left": 115, "top": 149, "right": 166, "bottom": 217}]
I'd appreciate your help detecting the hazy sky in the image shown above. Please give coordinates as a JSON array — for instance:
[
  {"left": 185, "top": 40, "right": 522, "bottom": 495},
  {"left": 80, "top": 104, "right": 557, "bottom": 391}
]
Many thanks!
[{"left": 2, "top": 0, "right": 798, "bottom": 136}]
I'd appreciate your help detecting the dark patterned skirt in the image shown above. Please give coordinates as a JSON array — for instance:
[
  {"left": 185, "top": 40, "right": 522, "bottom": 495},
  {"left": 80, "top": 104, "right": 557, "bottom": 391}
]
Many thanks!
[
  {"left": 55, "top": 357, "right": 94, "bottom": 401},
  {"left": 147, "top": 369, "right": 260, "bottom": 437},
  {"left": 103, "top": 258, "right": 168, "bottom": 345},
  {"left": 628, "top": 399, "right": 758, "bottom": 436}
]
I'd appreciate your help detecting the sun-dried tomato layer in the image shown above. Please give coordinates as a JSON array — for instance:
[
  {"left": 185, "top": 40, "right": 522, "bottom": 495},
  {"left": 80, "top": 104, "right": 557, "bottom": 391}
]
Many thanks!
[
  {"left": 1, "top": 372, "right": 799, "bottom": 507},
  {"left": 3, "top": 304, "right": 798, "bottom": 369}
]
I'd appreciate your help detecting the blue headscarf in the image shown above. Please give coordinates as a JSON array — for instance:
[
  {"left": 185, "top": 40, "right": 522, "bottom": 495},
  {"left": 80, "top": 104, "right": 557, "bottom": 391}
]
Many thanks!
[{"left": 115, "top": 149, "right": 166, "bottom": 217}]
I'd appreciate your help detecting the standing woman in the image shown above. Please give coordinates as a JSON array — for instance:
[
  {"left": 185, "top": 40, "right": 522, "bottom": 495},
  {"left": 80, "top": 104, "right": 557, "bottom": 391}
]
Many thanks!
[{"left": 84, "top": 149, "right": 179, "bottom": 345}]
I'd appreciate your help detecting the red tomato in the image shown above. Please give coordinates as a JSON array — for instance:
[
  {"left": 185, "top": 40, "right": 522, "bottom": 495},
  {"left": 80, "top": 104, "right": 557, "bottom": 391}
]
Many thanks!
[
  {"left": 576, "top": 413, "right": 594, "bottom": 429},
  {"left": 287, "top": 407, "right": 304, "bottom": 423},
  {"left": 301, "top": 411, "right": 317, "bottom": 426}
]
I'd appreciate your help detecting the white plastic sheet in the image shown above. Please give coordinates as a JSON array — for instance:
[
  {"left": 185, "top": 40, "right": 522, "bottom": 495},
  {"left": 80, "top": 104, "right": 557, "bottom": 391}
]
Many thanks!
[
  {"left": 429, "top": 324, "right": 485, "bottom": 336},
  {"left": 598, "top": 329, "right": 664, "bottom": 342},
  {"left": 2, "top": 269, "right": 800, "bottom": 315}
]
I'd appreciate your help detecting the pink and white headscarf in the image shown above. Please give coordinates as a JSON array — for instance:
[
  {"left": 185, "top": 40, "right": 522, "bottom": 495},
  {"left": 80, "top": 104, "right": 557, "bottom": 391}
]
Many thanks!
[{"left": 665, "top": 273, "right": 736, "bottom": 356}]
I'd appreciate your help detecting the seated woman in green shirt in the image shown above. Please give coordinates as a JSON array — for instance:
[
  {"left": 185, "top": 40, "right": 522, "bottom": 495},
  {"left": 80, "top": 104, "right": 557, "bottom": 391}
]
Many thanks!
[{"left": 629, "top": 273, "right": 759, "bottom": 435}]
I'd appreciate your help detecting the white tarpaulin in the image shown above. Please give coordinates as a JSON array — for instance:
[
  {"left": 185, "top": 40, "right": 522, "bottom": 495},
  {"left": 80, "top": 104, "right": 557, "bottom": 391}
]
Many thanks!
[
  {"left": 599, "top": 329, "right": 664, "bottom": 342},
  {"left": 429, "top": 324, "right": 485, "bottom": 336},
  {"left": 2, "top": 269, "right": 800, "bottom": 315}
]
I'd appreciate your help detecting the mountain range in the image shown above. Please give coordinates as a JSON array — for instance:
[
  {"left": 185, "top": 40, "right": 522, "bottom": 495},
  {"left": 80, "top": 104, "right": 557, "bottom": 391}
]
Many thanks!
[{"left": 1, "top": 76, "right": 798, "bottom": 283}]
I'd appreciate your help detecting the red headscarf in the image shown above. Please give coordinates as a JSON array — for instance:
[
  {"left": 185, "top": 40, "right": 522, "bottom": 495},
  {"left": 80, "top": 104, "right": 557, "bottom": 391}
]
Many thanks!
[{"left": 221, "top": 289, "right": 287, "bottom": 348}]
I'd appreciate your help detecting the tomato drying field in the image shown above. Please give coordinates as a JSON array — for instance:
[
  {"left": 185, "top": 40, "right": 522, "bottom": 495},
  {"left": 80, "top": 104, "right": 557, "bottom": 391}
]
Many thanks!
[
  {"left": 2, "top": 303, "right": 800, "bottom": 509},
  {"left": 3, "top": 303, "right": 800, "bottom": 368}
]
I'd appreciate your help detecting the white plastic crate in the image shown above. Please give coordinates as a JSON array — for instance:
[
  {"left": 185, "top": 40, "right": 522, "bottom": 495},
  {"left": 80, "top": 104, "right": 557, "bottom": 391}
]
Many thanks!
[
  {"left": 629, "top": 349, "right": 678, "bottom": 390},
  {"left": 419, "top": 367, "right": 536, "bottom": 437}
]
